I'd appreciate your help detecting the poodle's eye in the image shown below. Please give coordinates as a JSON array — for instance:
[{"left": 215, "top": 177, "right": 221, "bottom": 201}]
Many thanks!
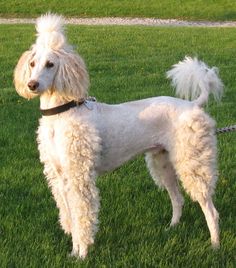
[
  {"left": 30, "top": 61, "right": 35, "bottom": 68},
  {"left": 45, "top": 61, "right": 54, "bottom": 68}
]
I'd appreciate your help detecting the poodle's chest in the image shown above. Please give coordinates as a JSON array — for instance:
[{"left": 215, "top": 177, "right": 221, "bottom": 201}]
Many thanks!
[{"left": 37, "top": 123, "right": 67, "bottom": 169}]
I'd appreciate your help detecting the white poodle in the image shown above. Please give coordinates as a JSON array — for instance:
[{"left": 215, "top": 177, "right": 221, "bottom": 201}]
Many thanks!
[{"left": 14, "top": 14, "right": 223, "bottom": 259}]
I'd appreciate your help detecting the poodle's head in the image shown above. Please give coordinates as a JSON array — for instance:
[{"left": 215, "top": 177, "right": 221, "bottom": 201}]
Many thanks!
[{"left": 14, "top": 13, "right": 89, "bottom": 101}]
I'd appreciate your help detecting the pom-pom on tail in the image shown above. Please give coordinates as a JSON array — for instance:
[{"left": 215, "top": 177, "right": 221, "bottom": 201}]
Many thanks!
[
  {"left": 166, "top": 56, "right": 223, "bottom": 106},
  {"left": 35, "top": 13, "right": 67, "bottom": 50}
]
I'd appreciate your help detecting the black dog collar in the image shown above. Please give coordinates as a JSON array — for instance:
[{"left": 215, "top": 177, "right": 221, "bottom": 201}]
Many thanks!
[{"left": 40, "top": 100, "right": 84, "bottom": 116}]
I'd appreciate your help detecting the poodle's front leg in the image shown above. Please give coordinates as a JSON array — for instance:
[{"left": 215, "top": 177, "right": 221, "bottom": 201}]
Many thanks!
[
  {"left": 51, "top": 178, "right": 72, "bottom": 234},
  {"left": 43, "top": 162, "right": 72, "bottom": 234},
  {"left": 54, "top": 121, "right": 101, "bottom": 259},
  {"left": 66, "top": 171, "right": 100, "bottom": 259}
]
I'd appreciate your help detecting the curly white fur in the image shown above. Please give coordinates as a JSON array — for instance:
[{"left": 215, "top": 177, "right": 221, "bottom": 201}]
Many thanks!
[
  {"left": 14, "top": 14, "right": 223, "bottom": 259},
  {"left": 36, "top": 13, "right": 67, "bottom": 50},
  {"left": 167, "top": 56, "right": 223, "bottom": 106}
]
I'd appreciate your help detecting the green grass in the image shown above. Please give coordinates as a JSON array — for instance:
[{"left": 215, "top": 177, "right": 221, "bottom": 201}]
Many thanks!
[
  {"left": 0, "top": 0, "right": 236, "bottom": 21},
  {"left": 0, "top": 24, "right": 236, "bottom": 267}
]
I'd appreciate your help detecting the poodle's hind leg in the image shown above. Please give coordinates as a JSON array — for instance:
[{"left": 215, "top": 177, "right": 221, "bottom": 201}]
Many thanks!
[
  {"left": 171, "top": 110, "right": 219, "bottom": 247},
  {"left": 198, "top": 197, "right": 219, "bottom": 248},
  {"left": 176, "top": 169, "right": 219, "bottom": 247},
  {"left": 145, "top": 149, "right": 184, "bottom": 227}
]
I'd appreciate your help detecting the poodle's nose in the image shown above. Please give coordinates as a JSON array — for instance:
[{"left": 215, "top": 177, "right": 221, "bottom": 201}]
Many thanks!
[{"left": 28, "top": 80, "right": 39, "bottom": 91}]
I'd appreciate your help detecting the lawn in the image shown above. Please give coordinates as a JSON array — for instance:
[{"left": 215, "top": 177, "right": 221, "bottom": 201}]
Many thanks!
[
  {"left": 0, "top": 0, "right": 236, "bottom": 21},
  {"left": 0, "top": 24, "right": 236, "bottom": 267}
]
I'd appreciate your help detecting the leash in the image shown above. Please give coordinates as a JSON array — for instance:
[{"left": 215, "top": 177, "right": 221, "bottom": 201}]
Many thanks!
[{"left": 216, "top": 124, "right": 236, "bottom": 134}]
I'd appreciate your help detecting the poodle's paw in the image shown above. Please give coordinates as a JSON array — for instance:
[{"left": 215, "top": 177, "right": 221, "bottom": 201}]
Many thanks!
[
  {"left": 211, "top": 238, "right": 220, "bottom": 249},
  {"left": 79, "top": 246, "right": 88, "bottom": 260},
  {"left": 70, "top": 245, "right": 88, "bottom": 260},
  {"left": 169, "top": 204, "right": 183, "bottom": 227},
  {"left": 164, "top": 219, "right": 179, "bottom": 231},
  {"left": 170, "top": 218, "right": 180, "bottom": 227}
]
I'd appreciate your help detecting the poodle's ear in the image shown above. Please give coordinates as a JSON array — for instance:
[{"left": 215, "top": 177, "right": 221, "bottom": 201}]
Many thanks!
[
  {"left": 14, "top": 50, "right": 35, "bottom": 99},
  {"left": 53, "top": 50, "right": 89, "bottom": 101}
]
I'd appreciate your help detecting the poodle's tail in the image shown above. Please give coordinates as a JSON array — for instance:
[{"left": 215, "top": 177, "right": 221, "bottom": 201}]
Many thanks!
[{"left": 166, "top": 56, "right": 223, "bottom": 106}]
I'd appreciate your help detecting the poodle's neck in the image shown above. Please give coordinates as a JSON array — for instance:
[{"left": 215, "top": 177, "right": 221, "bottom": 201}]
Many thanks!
[{"left": 40, "top": 91, "right": 70, "bottom": 109}]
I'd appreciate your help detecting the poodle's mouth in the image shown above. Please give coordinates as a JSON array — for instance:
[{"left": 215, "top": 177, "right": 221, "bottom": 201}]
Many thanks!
[{"left": 28, "top": 88, "right": 40, "bottom": 95}]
